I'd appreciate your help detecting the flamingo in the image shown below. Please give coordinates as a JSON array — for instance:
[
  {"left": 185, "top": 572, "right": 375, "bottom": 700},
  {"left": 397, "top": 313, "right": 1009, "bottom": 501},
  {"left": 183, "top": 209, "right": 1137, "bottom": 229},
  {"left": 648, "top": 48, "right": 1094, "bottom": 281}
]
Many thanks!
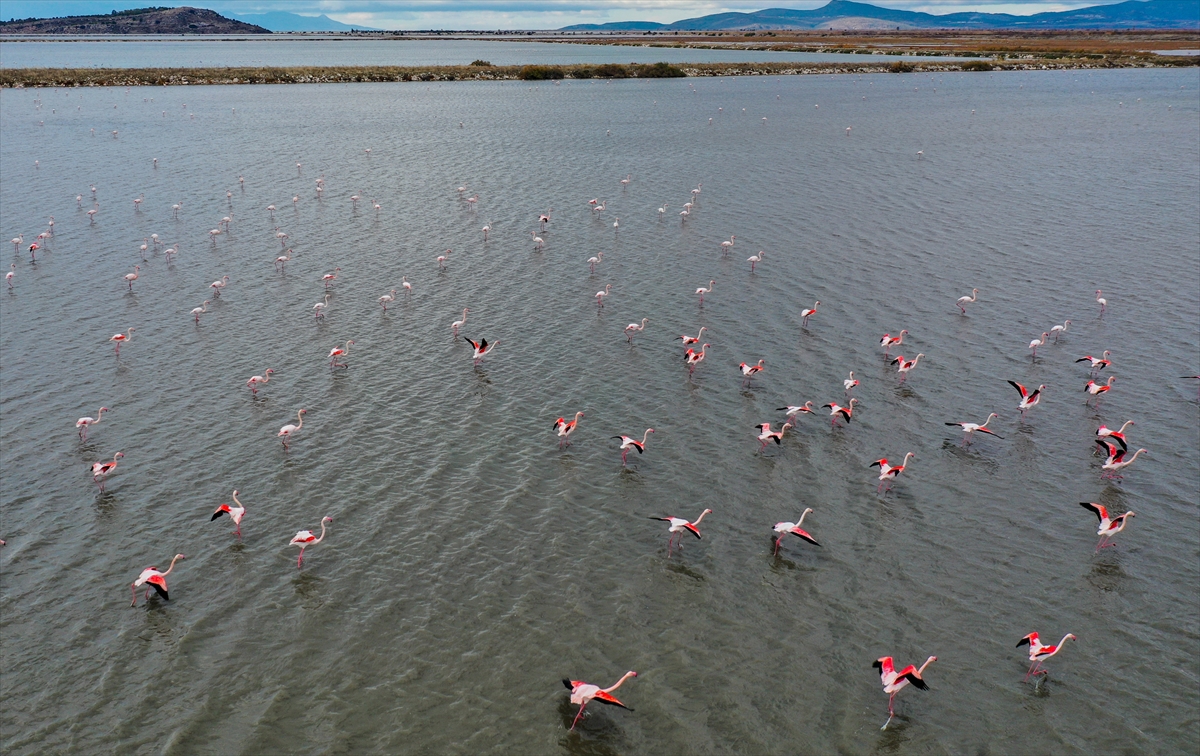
[
  {"left": 190, "top": 300, "right": 210, "bottom": 323},
  {"left": 401, "top": 277, "right": 412, "bottom": 297},
  {"left": 945, "top": 413, "right": 1003, "bottom": 443},
  {"left": 563, "top": 671, "right": 637, "bottom": 730},
  {"left": 278, "top": 409, "right": 306, "bottom": 449},
  {"left": 612, "top": 429, "right": 654, "bottom": 465},
  {"left": 465, "top": 194, "right": 479, "bottom": 208},
  {"left": 773, "top": 508, "right": 820, "bottom": 555},
  {"left": 76, "top": 406, "right": 109, "bottom": 440},
  {"left": 692, "top": 183, "right": 702, "bottom": 199},
  {"left": 164, "top": 245, "right": 178, "bottom": 262},
  {"left": 328, "top": 340, "right": 354, "bottom": 369},
  {"left": 677, "top": 326, "right": 707, "bottom": 346},
  {"left": 956, "top": 288, "right": 978, "bottom": 313},
  {"left": 871, "top": 452, "right": 915, "bottom": 493},
  {"left": 739, "top": 359, "right": 765, "bottom": 387},
  {"left": 1050, "top": 320, "right": 1071, "bottom": 341},
  {"left": 267, "top": 204, "right": 276, "bottom": 217},
  {"left": 1008, "top": 381, "right": 1045, "bottom": 416},
  {"left": 649, "top": 509, "right": 711, "bottom": 555},
  {"left": 624, "top": 318, "right": 648, "bottom": 344},
  {"left": 554, "top": 411, "right": 584, "bottom": 448},
  {"left": 747, "top": 251, "right": 766, "bottom": 271},
  {"left": 823, "top": 398, "right": 858, "bottom": 427},
  {"left": 684, "top": 343, "right": 709, "bottom": 374},
  {"left": 379, "top": 289, "right": 397, "bottom": 312},
  {"left": 451, "top": 308, "right": 469, "bottom": 337},
  {"left": 539, "top": 210, "right": 551, "bottom": 230},
  {"left": 592, "top": 200, "right": 606, "bottom": 215},
  {"left": 595, "top": 284, "right": 612, "bottom": 307},
  {"left": 1096, "top": 440, "right": 1147, "bottom": 478},
  {"left": 1017, "top": 632, "right": 1075, "bottom": 681},
  {"left": 87, "top": 204, "right": 98, "bottom": 223},
  {"left": 27, "top": 242, "right": 39, "bottom": 261},
  {"left": 777, "top": 402, "right": 816, "bottom": 421},
  {"left": 1096, "top": 289, "right": 1107, "bottom": 314},
  {"left": 1076, "top": 351, "right": 1112, "bottom": 374},
  {"left": 720, "top": 235, "right": 735, "bottom": 255},
  {"left": 658, "top": 202, "right": 669, "bottom": 218},
  {"left": 874, "top": 655, "right": 936, "bottom": 730},
  {"left": 482, "top": 223, "right": 492, "bottom": 241},
  {"left": 679, "top": 207, "right": 690, "bottom": 220},
  {"left": 10, "top": 234, "right": 22, "bottom": 251},
  {"left": 695, "top": 280, "right": 714, "bottom": 304},
  {"left": 90, "top": 451, "right": 124, "bottom": 490},
  {"left": 5, "top": 263, "right": 13, "bottom": 289},
  {"left": 247, "top": 369, "right": 274, "bottom": 395},
  {"left": 130, "top": 554, "right": 185, "bottom": 607},
  {"left": 321, "top": 267, "right": 341, "bottom": 288},
  {"left": 172, "top": 201, "right": 182, "bottom": 218},
  {"left": 274, "top": 249, "right": 292, "bottom": 270},
  {"left": 800, "top": 301, "right": 819, "bottom": 327},
  {"left": 290, "top": 516, "right": 332, "bottom": 568},
  {"left": 891, "top": 353, "right": 924, "bottom": 380},
  {"left": 531, "top": 231, "right": 544, "bottom": 250},
  {"left": 620, "top": 174, "right": 632, "bottom": 187},
  {"left": 463, "top": 336, "right": 497, "bottom": 365},
  {"left": 211, "top": 490, "right": 246, "bottom": 536},
  {"left": 844, "top": 371, "right": 859, "bottom": 394},
  {"left": 1028, "top": 332, "right": 1048, "bottom": 358},
  {"left": 109, "top": 327, "right": 134, "bottom": 355},
  {"left": 139, "top": 239, "right": 149, "bottom": 259},
  {"left": 756, "top": 421, "right": 793, "bottom": 449},
  {"left": 313, "top": 294, "right": 331, "bottom": 319},
  {"left": 1096, "top": 420, "right": 1134, "bottom": 451},
  {"left": 1079, "top": 502, "right": 1135, "bottom": 550},
  {"left": 438, "top": 250, "right": 452, "bottom": 269},
  {"left": 587, "top": 251, "right": 603, "bottom": 273},
  {"left": 1084, "top": 376, "right": 1116, "bottom": 405}
]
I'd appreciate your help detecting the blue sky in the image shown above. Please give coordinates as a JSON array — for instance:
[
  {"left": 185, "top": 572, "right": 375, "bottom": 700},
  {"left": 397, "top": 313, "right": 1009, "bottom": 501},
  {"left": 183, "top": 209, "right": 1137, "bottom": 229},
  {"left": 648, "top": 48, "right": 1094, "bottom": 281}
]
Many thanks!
[{"left": 1, "top": 1, "right": 1135, "bottom": 30}]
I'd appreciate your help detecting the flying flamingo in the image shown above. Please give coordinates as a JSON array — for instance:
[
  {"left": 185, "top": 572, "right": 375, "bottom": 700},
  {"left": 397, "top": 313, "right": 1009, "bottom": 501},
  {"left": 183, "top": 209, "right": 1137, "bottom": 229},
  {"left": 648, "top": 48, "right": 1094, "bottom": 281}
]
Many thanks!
[
  {"left": 1017, "top": 632, "right": 1075, "bottom": 681},
  {"left": 587, "top": 251, "right": 603, "bottom": 273},
  {"left": 1076, "top": 351, "right": 1112, "bottom": 374},
  {"left": 274, "top": 249, "right": 292, "bottom": 270},
  {"left": 1096, "top": 420, "right": 1133, "bottom": 451},
  {"left": 328, "top": 340, "right": 354, "bottom": 369},
  {"left": 823, "top": 398, "right": 858, "bottom": 427},
  {"left": 90, "top": 451, "right": 124, "bottom": 490},
  {"left": 451, "top": 308, "right": 469, "bottom": 337},
  {"left": 844, "top": 371, "right": 859, "bottom": 394},
  {"left": 1096, "top": 440, "right": 1147, "bottom": 478},
  {"left": 1084, "top": 376, "right": 1116, "bottom": 405},
  {"left": 247, "top": 368, "right": 274, "bottom": 395},
  {"left": 278, "top": 409, "right": 306, "bottom": 450},
  {"left": 871, "top": 452, "right": 915, "bottom": 493},
  {"left": 313, "top": 294, "right": 331, "bottom": 319},
  {"left": 76, "top": 406, "right": 109, "bottom": 440},
  {"left": 1096, "top": 289, "right": 1107, "bottom": 314},
  {"left": 684, "top": 343, "right": 709, "bottom": 374},
  {"left": 211, "top": 490, "right": 246, "bottom": 536},
  {"left": 379, "top": 289, "right": 397, "bottom": 312},
  {"left": 891, "top": 353, "right": 924, "bottom": 380},
  {"left": 945, "top": 413, "right": 1003, "bottom": 444},
  {"left": 290, "top": 516, "right": 332, "bottom": 568},
  {"left": 1028, "top": 333, "right": 1048, "bottom": 358},
  {"left": 123, "top": 265, "right": 140, "bottom": 290},
  {"left": 464, "top": 337, "right": 497, "bottom": 365},
  {"left": 109, "top": 327, "right": 134, "bottom": 355},
  {"left": 1008, "top": 381, "right": 1045, "bottom": 416},
  {"left": 874, "top": 655, "right": 936, "bottom": 730},
  {"left": 956, "top": 288, "right": 978, "bottom": 313},
  {"left": 612, "top": 429, "right": 654, "bottom": 465},
  {"left": 321, "top": 267, "right": 341, "bottom": 288},
  {"left": 1079, "top": 502, "right": 1135, "bottom": 549},
  {"left": 554, "top": 412, "right": 584, "bottom": 448},
  {"left": 739, "top": 359, "right": 765, "bottom": 387},
  {"left": 438, "top": 250, "right": 452, "bottom": 269},
  {"left": 1050, "top": 320, "right": 1071, "bottom": 341},
  {"left": 649, "top": 509, "right": 711, "bottom": 555},
  {"left": 773, "top": 508, "right": 820, "bottom": 555},
  {"left": 190, "top": 300, "right": 210, "bottom": 323},
  {"left": 695, "top": 280, "right": 714, "bottom": 304},
  {"left": 624, "top": 318, "right": 648, "bottom": 344},
  {"left": 130, "top": 554, "right": 185, "bottom": 607},
  {"left": 210, "top": 275, "right": 230, "bottom": 297},
  {"left": 777, "top": 401, "right": 816, "bottom": 421},
  {"left": 800, "top": 301, "right": 819, "bottom": 327},
  {"left": 595, "top": 284, "right": 612, "bottom": 307},
  {"left": 747, "top": 251, "right": 766, "bottom": 271},
  {"left": 563, "top": 671, "right": 637, "bottom": 730},
  {"left": 677, "top": 326, "right": 707, "bottom": 346},
  {"left": 756, "top": 421, "right": 793, "bottom": 449},
  {"left": 720, "top": 235, "right": 735, "bottom": 255}
]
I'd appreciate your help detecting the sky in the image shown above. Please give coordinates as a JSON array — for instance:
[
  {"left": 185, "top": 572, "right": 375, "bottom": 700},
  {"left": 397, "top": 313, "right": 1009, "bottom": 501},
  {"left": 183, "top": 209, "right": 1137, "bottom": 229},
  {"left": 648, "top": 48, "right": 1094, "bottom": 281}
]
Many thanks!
[{"left": 1, "top": 0, "right": 1138, "bottom": 30}]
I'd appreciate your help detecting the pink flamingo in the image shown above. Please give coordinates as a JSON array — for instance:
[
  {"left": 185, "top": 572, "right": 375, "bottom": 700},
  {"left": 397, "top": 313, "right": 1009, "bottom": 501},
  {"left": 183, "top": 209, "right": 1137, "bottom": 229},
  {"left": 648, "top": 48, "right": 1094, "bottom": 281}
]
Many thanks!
[
  {"left": 720, "top": 235, "right": 735, "bottom": 255},
  {"left": 777, "top": 401, "right": 816, "bottom": 421},
  {"left": 90, "top": 451, "right": 124, "bottom": 490},
  {"left": 76, "top": 406, "right": 109, "bottom": 440},
  {"left": 211, "top": 490, "right": 246, "bottom": 536},
  {"left": 800, "top": 301, "right": 819, "bottom": 327},
  {"left": 313, "top": 294, "right": 331, "bottom": 319},
  {"left": 612, "top": 429, "right": 653, "bottom": 465},
  {"left": 209, "top": 275, "right": 229, "bottom": 297},
  {"left": 773, "top": 508, "right": 820, "bottom": 555},
  {"left": 1079, "top": 502, "right": 1134, "bottom": 549},
  {"left": 649, "top": 509, "right": 711, "bottom": 555},
  {"left": 624, "top": 318, "right": 648, "bottom": 344},
  {"left": 956, "top": 288, "right": 978, "bottom": 314},
  {"left": 738, "top": 359, "right": 765, "bottom": 387},
  {"left": 290, "top": 516, "right": 332, "bottom": 568},
  {"left": 1096, "top": 289, "right": 1107, "bottom": 314},
  {"left": 756, "top": 421, "right": 793, "bottom": 449},
  {"left": 945, "top": 413, "right": 1002, "bottom": 444},
  {"left": 328, "top": 340, "right": 354, "bottom": 369},
  {"left": 321, "top": 267, "right": 341, "bottom": 288},
  {"left": 130, "top": 554, "right": 185, "bottom": 606},
  {"left": 274, "top": 249, "right": 292, "bottom": 270},
  {"left": 747, "top": 250, "right": 765, "bottom": 271},
  {"left": 109, "top": 327, "right": 134, "bottom": 355},
  {"left": 5, "top": 262, "right": 14, "bottom": 288},
  {"left": 1096, "top": 420, "right": 1133, "bottom": 451},
  {"left": 880, "top": 330, "right": 908, "bottom": 357},
  {"left": 563, "top": 671, "right": 637, "bottom": 730},
  {"left": 379, "top": 289, "right": 397, "bottom": 312},
  {"left": 595, "top": 284, "right": 612, "bottom": 307},
  {"left": 402, "top": 277, "right": 412, "bottom": 297},
  {"left": 278, "top": 409, "right": 306, "bottom": 450},
  {"left": 874, "top": 655, "right": 936, "bottom": 729},
  {"left": 1084, "top": 376, "right": 1115, "bottom": 406},
  {"left": 891, "top": 353, "right": 924, "bottom": 380},
  {"left": 1096, "top": 440, "right": 1147, "bottom": 478},
  {"left": 190, "top": 300, "right": 210, "bottom": 323},
  {"left": 554, "top": 411, "right": 584, "bottom": 448},
  {"left": 1008, "top": 381, "right": 1045, "bottom": 416},
  {"left": 438, "top": 250, "right": 452, "bottom": 269},
  {"left": 684, "top": 343, "right": 709, "bottom": 374},
  {"left": 871, "top": 452, "right": 914, "bottom": 493},
  {"left": 451, "top": 308, "right": 468, "bottom": 337},
  {"left": 464, "top": 337, "right": 497, "bottom": 365},
  {"left": 1017, "top": 632, "right": 1074, "bottom": 681},
  {"left": 695, "top": 280, "right": 714, "bottom": 304},
  {"left": 587, "top": 251, "right": 603, "bottom": 273},
  {"left": 247, "top": 368, "right": 274, "bottom": 395},
  {"left": 1076, "top": 351, "right": 1112, "bottom": 374},
  {"left": 123, "top": 265, "right": 140, "bottom": 290},
  {"left": 823, "top": 398, "right": 858, "bottom": 427},
  {"left": 844, "top": 371, "right": 859, "bottom": 394},
  {"left": 1028, "top": 332, "right": 1048, "bottom": 358},
  {"left": 676, "top": 326, "right": 706, "bottom": 346}
]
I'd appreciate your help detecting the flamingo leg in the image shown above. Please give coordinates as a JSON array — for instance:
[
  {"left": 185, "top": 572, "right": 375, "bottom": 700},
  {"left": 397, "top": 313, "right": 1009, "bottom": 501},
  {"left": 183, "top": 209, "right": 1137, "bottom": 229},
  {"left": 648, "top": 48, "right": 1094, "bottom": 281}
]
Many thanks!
[
  {"left": 621, "top": 450, "right": 628, "bottom": 465},
  {"left": 130, "top": 585, "right": 138, "bottom": 607},
  {"left": 297, "top": 548, "right": 305, "bottom": 568},
  {"left": 569, "top": 702, "right": 587, "bottom": 730},
  {"left": 773, "top": 537, "right": 781, "bottom": 556}
]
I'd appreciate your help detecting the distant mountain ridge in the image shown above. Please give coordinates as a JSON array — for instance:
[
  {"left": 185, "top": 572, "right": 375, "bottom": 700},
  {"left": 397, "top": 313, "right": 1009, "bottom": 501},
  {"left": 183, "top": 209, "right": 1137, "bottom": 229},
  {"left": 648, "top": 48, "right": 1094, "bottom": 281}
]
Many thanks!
[
  {"left": 0, "top": 6, "right": 269, "bottom": 35},
  {"left": 229, "top": 11, "right": 379, "bottom": 32},
  {"left": 562, "top": 0, "right": 1200, "bottom": 31}
]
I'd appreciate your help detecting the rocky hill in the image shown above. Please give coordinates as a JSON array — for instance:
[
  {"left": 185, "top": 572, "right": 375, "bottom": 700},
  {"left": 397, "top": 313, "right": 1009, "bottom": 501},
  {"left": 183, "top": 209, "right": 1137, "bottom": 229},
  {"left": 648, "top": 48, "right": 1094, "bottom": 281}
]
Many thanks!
[{"left": 0, "top": 7, "right": 270, "bottom": 35}]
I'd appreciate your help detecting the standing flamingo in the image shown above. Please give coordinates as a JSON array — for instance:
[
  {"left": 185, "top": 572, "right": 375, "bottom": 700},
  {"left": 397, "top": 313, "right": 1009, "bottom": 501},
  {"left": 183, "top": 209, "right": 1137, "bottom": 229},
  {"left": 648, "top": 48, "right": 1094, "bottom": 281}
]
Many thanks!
[
  {"left": 773, "top": 508, "right": 820, "bottom": 555},
  {"left": 1017, "top": 632, "right": 1075, "bottom": 681},
  {"left": 438, "top": 250, "right": 452, "bottom": 269},
  {"left": 211, "top": 490, "right": 246, "bottom": 536},
  {"left": 402, "top": 276, "right": 412, "bottom": 297},
  {"left": 328, "top": 340, "right": 354, "bottom": 369},
  {"left": 321, "top": 267, "right": 341, "bottom": 288},
  {"left": 746, "top": 250, "right": 766, "bottom": 272},
  {"left": 649, "top": 509, "right": 711, "bottom": 555},
  {"left": 90, "top": 451, "right": 124, "bottom": 490},
  {"left": 109, "top": 327, "right": 134, "bottom": 355},
  {"left": 130, "top": 554, "right": 185, "bottom": 606},
  {"left": 595, "top": 284, "right": 612, "bottom": 307},
  {"left": 123, "top": 265, "right": 140, "bottom": 291},
  {"left": 190, "top": 300, "right": 210, "bottom": 323},
  {"left": 956, "top": 288, "right": 978, "bottom": 313},
  {"left": 451, "top": 308, "right": 469, "bottom": 337},
  {"left": 945, "top": 413, "right": 1002, "bottom": 444},
  {"left": 844, "top": 371, "right": 859, "bottom": 394},
  {"left": 1096, "top": 289, "right": 1107, "bottom": 314},
  {"left": 587, "top": 251, "right": 603, "bottom": 273},
  {"left": 739, "top": 359, "right": 766, "bottom": 387},
  {"left": 210, "top": 275, "right": 230, "bottom": 297},
  {"left": 612, "top": 429, "right": 654, "bottom": 465},
  {"left": 278, "top": 409, "right": 306, "bottom": 450},
  {"left": 563, "top": 671, "right": 637, "bottom": 730},
  {"left": 554, "top": 412, "right": 584, "bottom": 448},
  {"left": 1050, "top": 320, "right": 1071, "bottom": 341},
  {"left": 624, "top": 318, "right": 648, "bottom": 344},
  {"left": 677, "top": 326, "right": 707, "bottom": 346},
  {"left": 684, "top": 343, "right": 709, "bottom": 374},
  {"left": 5, "top": 262, "right": 14, "bottom": 289},
  {"left": 76, "top": 406, "right": 109, "bottom": 440},
  {"left": 274, "top": 249, "right": 292, "bottom": 270},
  {"left": 695, "top": 280, "right": 714, "bottom": 304},
  {"left": 720, "top": 235, "right": 735, "bottom": 255},
  {"left": 800, "top": 301, "right": 819, "bottom": 327},
  {"left": 1028, "top": 332, "right": 1048, "bottom": 358},
  {"left": 531, "top": 231, "right": 544, "bottom": 250},
  {"left": 379, "top": 289, "right": 397, "bottom": 312},
  {"left": 874, "top": 655, "right": 936, "bottom": 729},
  {"left": 891, "top": 353, "right": 924, "bottom": 380},
  {"left": 482, "top": 223, "right": 491, "bottom": 241},
  {"left": 247, "top": 369, "right": 274, "bottom": 395},
  {"left": 871, "top": 452, "right": 915, "bottom": 493},
  {"left": 290, "top": 516, "right": 332, "bottom": 568},
  {"left": 313, "top": 294, "right": 331, "bottom": 319}
]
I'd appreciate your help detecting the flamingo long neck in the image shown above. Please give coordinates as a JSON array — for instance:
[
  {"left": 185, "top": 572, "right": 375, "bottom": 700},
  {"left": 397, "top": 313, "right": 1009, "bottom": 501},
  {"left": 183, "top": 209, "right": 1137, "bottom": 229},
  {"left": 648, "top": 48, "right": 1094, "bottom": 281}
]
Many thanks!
[
  {"left": 162, "top": 554, "right": 182, "bottom": 577},
  {"left": 980, "top": 415, "right": 994, "bottom": 428},
  {"left": 125, "top": 329, "right": 133, "bottom": 342},
  {"left": 693, "top": 510, "right": 710, "bottom": 525},
  {"left": 312, "top": 521, "right": 328, "bottom": 545},
  {"left": 910, "top": 354, "right": 922, "bottom": 367},
  {"left": 1118, "top": 421, "right": 1134, "bottom": 433},
  {"left": 796, "top": 509, "right": 811, "bottom": 526},
  {"left": 343, "top": 342, "right": 352, "bottom": 357},
  {"left": 94, "top": 408, "right": 106, "bottom": 424},
  {"left": 1124, "top": 450, "right": 1146, "bottom": 465},
  {"left": 573, "top": 412, "right": 585, "bottom": 424},
  {"left": 640, "top": 429, "right": 653, "bottom": 445},
  {"left": 604, "top": 672, "right": 635, "bottom": 693},
  {"left": 698, "top": 345, "right": 707, "bottom": 357},
  {"left": 902, "top": 452, "right": 915, "bottom": 467},
  {"left": 295, "top": 412, "right": 304, "bottom": 430},
  {"left": 232, "top": 491, "right": 243, "bottom": 511},
  {"left": 917, "top": 656, "right": 936, "bottom": 674},
  {"left": 1054, "top": 635, "right": 1073, "bottom": 651}
]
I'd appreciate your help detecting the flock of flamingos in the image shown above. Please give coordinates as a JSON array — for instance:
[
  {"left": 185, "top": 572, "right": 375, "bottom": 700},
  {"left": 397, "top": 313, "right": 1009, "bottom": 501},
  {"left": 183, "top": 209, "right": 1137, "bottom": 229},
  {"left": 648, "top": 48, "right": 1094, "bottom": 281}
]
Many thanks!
[{"left": 7, "top": 121, "right": 1186, "bottom": 734}]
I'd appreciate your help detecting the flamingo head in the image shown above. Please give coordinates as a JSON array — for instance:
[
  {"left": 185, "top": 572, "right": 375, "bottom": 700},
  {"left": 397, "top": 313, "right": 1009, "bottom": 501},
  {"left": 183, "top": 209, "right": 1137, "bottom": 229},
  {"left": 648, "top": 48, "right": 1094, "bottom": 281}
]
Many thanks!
[
  {"left": 99, "top": 407, "right": 110, "bottom": 413},
  {"left": 265, "top": 369, "right": 275, "bottom": 376},
  {"left": 322, "top": 516, "right": 333, "bottom": 524},
  {"left": 848, "top": 398, "right": 859, "bottom": 407},
  {"left": 346, "top": 340, "right": 356, "bottom": 346},
  {"left": 298, "top": 409, "right": 307, "bottom": 416},
  {"left": 114, "top": 452, "right": 125, "bottom": 460}
]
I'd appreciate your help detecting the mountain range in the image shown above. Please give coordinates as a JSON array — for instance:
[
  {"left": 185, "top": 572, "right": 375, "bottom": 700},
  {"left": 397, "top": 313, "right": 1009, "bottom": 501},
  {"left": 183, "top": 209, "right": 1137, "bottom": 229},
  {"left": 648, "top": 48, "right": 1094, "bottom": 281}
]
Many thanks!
[
  {"left": 228, "top": 11, "right": 379, "bottom": 32},
  {"left": 561, "top": 0, "right": 1200, "bottom": 31}
]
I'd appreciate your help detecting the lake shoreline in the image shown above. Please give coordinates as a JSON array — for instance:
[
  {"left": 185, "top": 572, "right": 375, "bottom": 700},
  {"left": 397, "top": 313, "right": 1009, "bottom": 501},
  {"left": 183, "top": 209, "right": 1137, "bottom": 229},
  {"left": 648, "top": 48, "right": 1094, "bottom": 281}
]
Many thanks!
[{"left": 2, "top": 57, "right": 1196, "bottom": 87}]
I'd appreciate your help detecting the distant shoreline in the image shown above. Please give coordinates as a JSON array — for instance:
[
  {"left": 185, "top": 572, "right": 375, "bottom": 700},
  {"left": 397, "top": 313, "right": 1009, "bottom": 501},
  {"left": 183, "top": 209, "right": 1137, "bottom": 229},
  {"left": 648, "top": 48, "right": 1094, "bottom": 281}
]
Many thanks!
[{"left": 2, "top": 56, "right": 1196, "bottom": 87}]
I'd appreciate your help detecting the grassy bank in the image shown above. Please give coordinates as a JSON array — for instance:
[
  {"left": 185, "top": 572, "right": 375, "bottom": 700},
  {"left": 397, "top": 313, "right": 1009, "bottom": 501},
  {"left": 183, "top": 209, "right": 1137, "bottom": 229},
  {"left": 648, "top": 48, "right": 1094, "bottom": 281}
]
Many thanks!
[{"left": 1, "top": 56, "right": 1194, "bottom": 88}]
